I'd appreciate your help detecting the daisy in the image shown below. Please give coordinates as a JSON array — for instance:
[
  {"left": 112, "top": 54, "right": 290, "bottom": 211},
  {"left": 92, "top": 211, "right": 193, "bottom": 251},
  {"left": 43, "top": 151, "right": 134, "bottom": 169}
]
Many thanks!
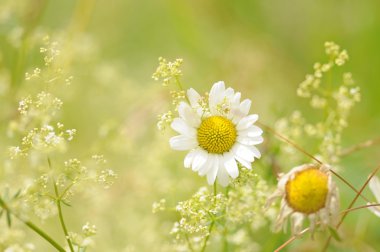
[
  {"left": 169, "top": 81, "right": 263, "bottom": 186},
  {"left": 266, "top": 164, "right": 339, "bottom": 235},
  {"left": 368, "top": 176, "right": 380, "bottom": 217}
]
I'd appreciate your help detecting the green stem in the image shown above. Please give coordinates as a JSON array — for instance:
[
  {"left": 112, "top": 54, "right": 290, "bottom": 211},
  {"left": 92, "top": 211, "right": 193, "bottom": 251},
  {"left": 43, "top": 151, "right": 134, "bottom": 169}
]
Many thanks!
[
  {"left": 200, "top": 183, "right": 218, "bottom": 252},
  {"left": 24, "top": 220, "right": 66, "bottom": 252},
  {"left": 222, "top": 186, "right": 230, "bottom": 252},
  {"left": 184, "top": 233, "right": 195, "bottom": 252},
  {"left": 48, "top": 157, "right": 75, "bottom": 252},
  {"left": 54, "top": 182, "right": 75, "bottom": 252},
  {"left": 0, "top": 197, "right": 65, "bottom": 252}
]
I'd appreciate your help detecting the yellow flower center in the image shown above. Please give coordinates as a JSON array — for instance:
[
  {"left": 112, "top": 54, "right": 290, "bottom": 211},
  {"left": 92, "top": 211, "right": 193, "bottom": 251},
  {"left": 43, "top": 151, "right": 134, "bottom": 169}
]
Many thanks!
[
  {"left": 285, "top": 167, "right": 329, "bottom": 214},
  {"left": 197, "top": 116, "right": 237, "bottom": 154}
]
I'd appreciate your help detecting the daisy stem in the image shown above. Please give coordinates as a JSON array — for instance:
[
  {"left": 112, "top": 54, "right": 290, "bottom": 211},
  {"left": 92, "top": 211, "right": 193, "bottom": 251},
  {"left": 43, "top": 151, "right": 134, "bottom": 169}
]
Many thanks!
[
  {"left": 200, "top": 183, "right": 218, "bottom": 252},
  {"left": 322, "top": 165, "right": 380, "bottom": 252},
  {"left": 223, "top": 186, "right": 230, "bottom": 252}
]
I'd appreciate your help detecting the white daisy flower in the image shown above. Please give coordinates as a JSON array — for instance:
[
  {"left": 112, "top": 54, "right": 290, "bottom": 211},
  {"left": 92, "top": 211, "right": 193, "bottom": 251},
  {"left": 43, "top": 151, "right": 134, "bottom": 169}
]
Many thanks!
[
  {"left": 169, "top": 81, "right": 263, "bottom": 186},
  {"left": 266, "top": 164, "right": 339, "bottom": 235},
  {"left": 368, "top": 176, "right": 380, "bottom": 217}
]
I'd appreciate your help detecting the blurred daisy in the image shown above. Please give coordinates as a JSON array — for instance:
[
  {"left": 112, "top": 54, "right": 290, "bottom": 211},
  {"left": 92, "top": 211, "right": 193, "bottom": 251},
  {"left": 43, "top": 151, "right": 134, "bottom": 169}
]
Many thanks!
[
  {"left": 266, "top": 164, "right": 339, "bottom": 235},
  {"left": 368, "top": 176, "right": 380, "bottom": 217},
  {"left": 169, "top": 81, "right": 263, "bottom": 186}
]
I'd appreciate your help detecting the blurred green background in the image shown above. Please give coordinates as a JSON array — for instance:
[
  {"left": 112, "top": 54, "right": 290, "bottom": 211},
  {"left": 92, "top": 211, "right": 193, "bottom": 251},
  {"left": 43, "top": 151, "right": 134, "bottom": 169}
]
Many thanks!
[{"left": 1, "top": 0, "right": 380, "bottom": 251}]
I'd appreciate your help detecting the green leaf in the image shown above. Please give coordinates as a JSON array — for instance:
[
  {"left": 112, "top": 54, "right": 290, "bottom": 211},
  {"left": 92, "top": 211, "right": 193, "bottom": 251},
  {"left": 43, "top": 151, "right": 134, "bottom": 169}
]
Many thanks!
[
  {"left": 6, "top": 210, "right": 12, "bottom": 227},
  {"left": 0, "top": 209, "right": 3, "bottom": 218},
  {"left": 328, "top": 226, "right": 342, "bottom": 242},
  {"left": 61, "top": 200, "right": 72, "bottom": 207},
  {"left": 13, "top": 189, "right": 21, "bottom": 199}
]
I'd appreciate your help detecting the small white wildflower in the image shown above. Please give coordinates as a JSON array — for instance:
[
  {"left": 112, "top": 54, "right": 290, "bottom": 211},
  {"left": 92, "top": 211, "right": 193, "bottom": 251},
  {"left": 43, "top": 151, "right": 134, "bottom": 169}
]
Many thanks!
[{"left": 82, "top": 222, "right": 97, "bottom": 237}]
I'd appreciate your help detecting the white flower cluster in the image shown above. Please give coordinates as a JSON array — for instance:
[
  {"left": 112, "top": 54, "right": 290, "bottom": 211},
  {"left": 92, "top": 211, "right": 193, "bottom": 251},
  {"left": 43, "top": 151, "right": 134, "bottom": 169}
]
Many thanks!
[
  {"left": 152, "top": 57, "right": 183, "bottom": 86},
  {"left": 277, "top": 42, "right": 360, "bottom": 164},
  {"left": 171, "top": 187, "right": 227, "bottom": 245}
]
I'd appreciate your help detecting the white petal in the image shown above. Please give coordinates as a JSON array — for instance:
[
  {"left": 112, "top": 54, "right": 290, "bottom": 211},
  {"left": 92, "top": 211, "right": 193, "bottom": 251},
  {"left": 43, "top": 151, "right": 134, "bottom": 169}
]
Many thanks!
[
  {"left": 237, "top": 135, "right": 264, "bottom": 145},
  {"left": 177, "top": 102, "right": 201, "bottom": 128},
  {"left": 224, "top": 152, "right": 239, "bottom": 179},
  {"left": 240, "top": 99, "right": 251, "bottom": 115},
  {"left": 224, "top": 87, "right": 235, "bottom": 99},
  {"left": 187, "top": 88, "right": 202, "bottom": 108},
  {"left": 250, "top": 145, "right": 261, "bottom": 158},
  {"left": 199, "top": 155, "right": 214, "bottom": 176},
  {"left": 209, "top": 81, "right": 225, "bottom": 111},
  {"left": 184, "top": 150, "right": 197, "bottom": 168},
  {"left": 236, "top": 114, "right": 259, "bottom": 131},
  {"left": 207, "top": 155, "right": 219, "bottom": 185},
  {"left": 232, "top": 143, "right": 254, "bottom": 162},
  {"left": 239, "top": 126, "right": 263, "bottom": 138},
  {"left": 192, "top": 149, "right": 208, "bottom": 172},
  {"left": 235, "top": 156, "right": 252, "bottom": 169},
  {"left": 369, "top": 176, "right": 380, "bottom": 203},
  {"left": 217, "top": 163, "right": 230, "bottom": 187},
  {"left": 169, "top": 135, "right": 197, "bottom": 151},
  {"left": 171, "top": 118, "right": 196, "bottom": 137}
]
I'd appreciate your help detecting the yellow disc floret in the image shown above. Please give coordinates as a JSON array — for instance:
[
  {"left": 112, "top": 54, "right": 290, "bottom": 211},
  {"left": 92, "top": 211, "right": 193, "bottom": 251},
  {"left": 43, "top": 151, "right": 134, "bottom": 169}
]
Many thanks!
[
  {"left": 285, "top": 167, "right": 329, "bottom": 214},
  {"left": 197, "top": 116, "right": 237, "bottom": 154}
]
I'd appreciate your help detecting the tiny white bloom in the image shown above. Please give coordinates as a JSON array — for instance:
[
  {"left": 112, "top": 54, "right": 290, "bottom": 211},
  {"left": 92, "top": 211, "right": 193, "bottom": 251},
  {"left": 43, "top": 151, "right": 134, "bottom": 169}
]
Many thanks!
[
  {"left": 368, "top": 176, "right": 380, "bottom": 217},
  {"left": 266, "top": 164, "right": 340, "bottom": 235},
  {"left": 169, "top": 81, "right": 263, "bottom": 186}
]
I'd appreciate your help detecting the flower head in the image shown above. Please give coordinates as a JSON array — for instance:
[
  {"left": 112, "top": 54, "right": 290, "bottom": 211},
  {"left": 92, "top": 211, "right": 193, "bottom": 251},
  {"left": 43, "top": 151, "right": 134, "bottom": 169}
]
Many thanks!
[
  {"left": 267, "top": 164, "right": 339, "bottom": 235},
  {"left": 169, "top": 81, "right": 263, "bottom": 186}
]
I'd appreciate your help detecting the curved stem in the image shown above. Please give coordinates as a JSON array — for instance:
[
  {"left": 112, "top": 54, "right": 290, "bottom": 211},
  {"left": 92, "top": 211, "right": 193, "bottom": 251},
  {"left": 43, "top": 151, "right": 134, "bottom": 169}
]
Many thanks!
[
  {"left": 274, "top": 202, "right": 380, "bottom": 252},
  {"left": 0, "top": 197, "right": 65, "bottom": 252},
  {"left": 340, "top": 137, "right": 380, "bottom": 157},
  {"left": 258, "top": 122, "right": 323, "bottom": 165},
  {"left": 322, "top": 165, "right": 380, "bottom": 251},
  {"left": 259, "top": 122, "right": 371, "bottom": 202}
]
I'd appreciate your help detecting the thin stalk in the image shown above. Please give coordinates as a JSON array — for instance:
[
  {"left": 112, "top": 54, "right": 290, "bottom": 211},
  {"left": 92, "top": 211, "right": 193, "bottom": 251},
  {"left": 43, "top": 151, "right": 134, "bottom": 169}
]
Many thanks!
[
  {"left": 184, "top": 233, "right": 195, "bottom": 252},
  {"left": 274, "top": 202, "right": 380, "bottom": 252},
  {"left": 54, "top": 182, "right": 75, "bottom": 252},
  {"left": 0, "top": 197, "right": 65, "bottom": 252},
  {"left": 258, "top": 122, "right": 323, "bottom": 165},
  {"left": 201, "top": 221, "right": 215, "bottom": 252},
  {"left": 322, "top": 165, "right": 380, "bottom": 251},
  {"left": 341, "top": 203, "right": 380, "bottom": 214},
  {"left": 260, "top": 122, "right": 370, "bottom": 201},
  {"left": 340, "top": 136, "right": 380, "bottom": 157},
  {"left": 329, "top": 169, "right": 370, "bottom": 202},
  {"left": 48, "top": 157, "right": 75, "bottom": 252}
]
